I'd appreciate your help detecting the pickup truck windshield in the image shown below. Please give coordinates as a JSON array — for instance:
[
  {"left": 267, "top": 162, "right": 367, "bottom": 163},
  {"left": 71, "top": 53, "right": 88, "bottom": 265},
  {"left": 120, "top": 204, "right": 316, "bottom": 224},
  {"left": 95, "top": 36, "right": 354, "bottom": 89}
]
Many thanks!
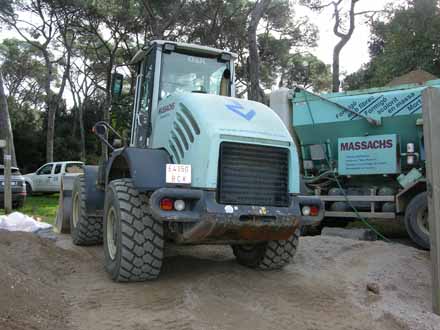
[{"left": 160, "top": 51, "right": 230, "bottom": 100}]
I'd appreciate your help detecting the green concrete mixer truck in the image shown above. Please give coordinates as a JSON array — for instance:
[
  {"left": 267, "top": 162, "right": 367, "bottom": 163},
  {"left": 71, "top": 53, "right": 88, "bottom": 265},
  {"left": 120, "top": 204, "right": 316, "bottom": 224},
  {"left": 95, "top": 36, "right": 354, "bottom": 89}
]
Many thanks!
[
  {"left": 57, "top": 40, "right": 323, "bottom": 282},
  {"left": 270, "top": 80, "right": 440, "bottom": 250}
]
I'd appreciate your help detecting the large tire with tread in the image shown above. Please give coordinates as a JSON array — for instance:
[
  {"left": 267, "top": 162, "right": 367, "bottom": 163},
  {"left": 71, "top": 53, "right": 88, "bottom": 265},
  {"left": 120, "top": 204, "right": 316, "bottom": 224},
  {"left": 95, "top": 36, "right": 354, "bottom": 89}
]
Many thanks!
[
  {"left": 404, "top": 192, "right": 430, "bottom": 250},
  {"left": 104, "top": 179, "right": 164, "bottom": 282},
  {"left": 70, "top": 175, "right": 103, "bottom": 245},
  {"left": 232, "top": 228, "right": 300, "bottom": 270}
]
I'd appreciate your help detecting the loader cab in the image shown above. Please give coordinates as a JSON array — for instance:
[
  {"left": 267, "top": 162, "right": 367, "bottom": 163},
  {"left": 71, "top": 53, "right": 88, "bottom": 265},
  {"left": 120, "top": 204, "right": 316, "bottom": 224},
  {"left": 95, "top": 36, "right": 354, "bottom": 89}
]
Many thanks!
[{"left": 129, "top": 40, "right": 236, "bottom": 148}]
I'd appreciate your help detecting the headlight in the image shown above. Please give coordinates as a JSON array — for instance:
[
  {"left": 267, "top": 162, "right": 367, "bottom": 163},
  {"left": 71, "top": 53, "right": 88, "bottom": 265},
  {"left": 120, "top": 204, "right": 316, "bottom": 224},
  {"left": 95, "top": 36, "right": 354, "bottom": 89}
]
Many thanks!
[
  {"left": 0, "top": 181, "right": 22, "bottom": 186},
  {"left": 174, "top": 199, "right": 186, "bottom": 211}
]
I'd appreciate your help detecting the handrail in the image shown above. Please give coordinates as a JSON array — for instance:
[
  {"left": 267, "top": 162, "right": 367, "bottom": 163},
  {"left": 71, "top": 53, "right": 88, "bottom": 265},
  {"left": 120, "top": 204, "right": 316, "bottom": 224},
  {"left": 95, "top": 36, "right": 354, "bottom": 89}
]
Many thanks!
[{"left": 294, "top": 86, "right": 381, "bottom": 126}]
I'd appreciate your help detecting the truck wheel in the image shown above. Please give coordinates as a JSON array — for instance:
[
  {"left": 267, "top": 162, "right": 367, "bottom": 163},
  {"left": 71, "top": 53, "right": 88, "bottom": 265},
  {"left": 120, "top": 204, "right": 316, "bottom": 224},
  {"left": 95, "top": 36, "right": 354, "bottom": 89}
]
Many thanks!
[
  {"left": 70, "top": 175, "right": 103, "bottom": 245},
  {"left": 404, "top": 192, "right": 430, "bottom": 250},
  {"left": 103, "top": 179, "right": 163, "bottom": 282},
  {"left": 25, "top": 183, "right": 32, "bottom": 196},
  {"left": 232, "top": 228, "right": 300, "bottom": 270}
]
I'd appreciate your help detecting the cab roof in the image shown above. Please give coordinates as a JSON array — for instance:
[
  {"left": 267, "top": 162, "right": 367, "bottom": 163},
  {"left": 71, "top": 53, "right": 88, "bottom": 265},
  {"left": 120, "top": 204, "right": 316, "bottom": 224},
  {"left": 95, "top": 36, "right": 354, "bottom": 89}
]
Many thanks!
[{"left": 130, "top": 40, "right": 238, "bottom": 64}]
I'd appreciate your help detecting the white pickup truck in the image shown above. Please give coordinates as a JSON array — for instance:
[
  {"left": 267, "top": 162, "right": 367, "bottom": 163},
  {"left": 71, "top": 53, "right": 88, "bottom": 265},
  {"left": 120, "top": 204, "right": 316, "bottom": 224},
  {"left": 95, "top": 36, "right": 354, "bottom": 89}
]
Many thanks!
[{"left": 24, "top": 161, "right": 84, "bottom": 194}]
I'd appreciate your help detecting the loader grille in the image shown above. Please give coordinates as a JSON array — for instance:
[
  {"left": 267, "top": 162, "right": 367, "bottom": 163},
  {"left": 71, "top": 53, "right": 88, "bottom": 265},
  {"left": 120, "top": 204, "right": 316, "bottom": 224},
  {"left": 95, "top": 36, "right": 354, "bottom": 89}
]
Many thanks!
[{"left": 217, "top": 142, "right": 289, "bottom": 207}]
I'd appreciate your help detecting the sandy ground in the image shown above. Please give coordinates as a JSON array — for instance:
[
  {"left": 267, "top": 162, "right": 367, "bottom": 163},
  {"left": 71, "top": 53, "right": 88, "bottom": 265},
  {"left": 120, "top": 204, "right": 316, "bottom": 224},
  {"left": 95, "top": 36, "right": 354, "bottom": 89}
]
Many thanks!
[{"left": 0, "top": 230, "right": 439, "bottom": 330}]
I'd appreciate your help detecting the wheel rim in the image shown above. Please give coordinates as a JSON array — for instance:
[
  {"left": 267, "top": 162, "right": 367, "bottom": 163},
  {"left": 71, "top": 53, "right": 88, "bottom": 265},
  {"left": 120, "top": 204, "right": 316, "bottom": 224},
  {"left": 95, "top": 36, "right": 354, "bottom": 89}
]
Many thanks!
[
  {"left": 416, "top": 206, "right": 429, "bottom": 237},
  {"left": 72, "top": 193, "right": 80, "bottom": 228},
  {"left": 106, "top": 206, "right": 118, "bottom": 260}
]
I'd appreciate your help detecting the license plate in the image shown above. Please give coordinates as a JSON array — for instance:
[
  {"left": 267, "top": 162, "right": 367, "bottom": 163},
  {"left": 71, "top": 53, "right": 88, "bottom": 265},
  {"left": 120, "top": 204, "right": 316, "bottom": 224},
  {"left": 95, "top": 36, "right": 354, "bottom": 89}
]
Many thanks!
[{"left": 166, "top": 164, "right": 191, "bottom": 184}]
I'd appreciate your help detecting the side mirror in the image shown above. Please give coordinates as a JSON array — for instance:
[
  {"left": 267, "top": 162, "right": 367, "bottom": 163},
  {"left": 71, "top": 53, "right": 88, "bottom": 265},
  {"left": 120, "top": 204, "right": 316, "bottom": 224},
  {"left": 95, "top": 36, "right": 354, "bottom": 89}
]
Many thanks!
[
  {"left": 111, "top": 72, "right": 124, "bottom": 97},
  {"left": 93, "top": 123, "right": 107, "bottom": 136}
]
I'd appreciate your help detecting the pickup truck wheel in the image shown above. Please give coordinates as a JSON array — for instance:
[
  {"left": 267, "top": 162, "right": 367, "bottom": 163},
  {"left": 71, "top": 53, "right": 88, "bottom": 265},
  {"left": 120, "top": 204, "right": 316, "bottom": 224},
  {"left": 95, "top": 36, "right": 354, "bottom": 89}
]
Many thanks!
[
  {"left": 25, "top": 183, "right": 32, "bottom": 196},
  {"left": 70, "top": 175, "right": 103, "bottom": 245},
  {"left": 103, "top": 179, "right": 164, "bottom": 282},
  {"left": 232, "top": 228, "right": 300, "bottom": 270},
  {"left": 404, "top": 192, "right": 430, "bottom": 250}
]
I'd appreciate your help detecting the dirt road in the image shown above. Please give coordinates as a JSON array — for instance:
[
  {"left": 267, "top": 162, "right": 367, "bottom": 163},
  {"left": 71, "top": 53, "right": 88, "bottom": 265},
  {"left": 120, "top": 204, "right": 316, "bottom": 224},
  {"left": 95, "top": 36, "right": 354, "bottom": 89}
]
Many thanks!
[{"left": 1, "top": 231, "right": 439, "bottom": 330}]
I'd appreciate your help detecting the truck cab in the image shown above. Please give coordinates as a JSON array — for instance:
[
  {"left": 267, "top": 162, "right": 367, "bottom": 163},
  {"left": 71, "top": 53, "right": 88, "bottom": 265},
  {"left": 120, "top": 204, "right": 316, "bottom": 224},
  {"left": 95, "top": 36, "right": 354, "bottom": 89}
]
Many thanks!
[{"left": 68, "top": 40, "right": 322, "bottom": 282}]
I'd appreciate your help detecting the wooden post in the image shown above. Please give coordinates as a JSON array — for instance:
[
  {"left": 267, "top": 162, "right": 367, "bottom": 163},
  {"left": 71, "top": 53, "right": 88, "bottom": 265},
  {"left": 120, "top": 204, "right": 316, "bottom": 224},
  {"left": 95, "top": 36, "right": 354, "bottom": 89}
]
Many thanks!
[
  {"left": 1, "top": 138, "right": 12, "bottom": 214},
  {"left": 422, "top": 87, "right": 440, "bottom": 315}
]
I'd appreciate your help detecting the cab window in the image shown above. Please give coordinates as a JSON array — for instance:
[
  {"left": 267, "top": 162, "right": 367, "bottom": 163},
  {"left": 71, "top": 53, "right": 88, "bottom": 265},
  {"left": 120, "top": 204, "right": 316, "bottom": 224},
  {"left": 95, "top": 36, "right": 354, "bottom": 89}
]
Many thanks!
[
  {"left": 159, "top": 51, "right": 230, "bottom": 99},
  {"left": 66, "top": 163, "right": 84, "bottom": 174},
  {"left": 37, "top": 164, "right": 53, "bottom": 175},
  {"left": 54, "top": 164, "right": 62, "bottom": 174}
]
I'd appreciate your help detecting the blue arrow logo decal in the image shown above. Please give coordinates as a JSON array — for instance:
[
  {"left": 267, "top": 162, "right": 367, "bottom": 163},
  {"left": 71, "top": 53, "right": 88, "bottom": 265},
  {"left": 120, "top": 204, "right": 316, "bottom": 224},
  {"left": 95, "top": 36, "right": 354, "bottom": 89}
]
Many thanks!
[{"left": 225, "top": 100, "right": 256, "bottom": 121}]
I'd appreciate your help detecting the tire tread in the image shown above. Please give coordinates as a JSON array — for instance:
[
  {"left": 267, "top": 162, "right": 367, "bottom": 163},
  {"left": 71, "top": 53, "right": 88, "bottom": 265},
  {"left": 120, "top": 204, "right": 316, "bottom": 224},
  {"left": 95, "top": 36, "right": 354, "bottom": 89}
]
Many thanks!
[
  {"left": 71, "top": 175, "right": 103, "bottom": 245},
  {"left": 106, "top": 179, "right": 163, "bottom": 282},
  {"left": 232, "top": 228, "right": 300, "bottom": 270}
]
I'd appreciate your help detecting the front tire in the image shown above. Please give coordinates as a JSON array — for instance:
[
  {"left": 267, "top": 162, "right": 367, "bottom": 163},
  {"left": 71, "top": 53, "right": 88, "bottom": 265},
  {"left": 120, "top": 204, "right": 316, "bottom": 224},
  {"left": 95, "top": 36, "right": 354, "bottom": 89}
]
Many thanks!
[
  {"left": 404, "top": 192, "right": 430, "bottom": 250},
  {"left": 232, "top": 228, "right": 300, "bottom": 270},
  {"left": 104, "top": 179, "right": 164, "bottom": 282},
  {"left": 70, "top": 175, "right": 103, "bottom": 245},
  {"left": 25, "top": 182, "right": 33, "bottom": 196}
]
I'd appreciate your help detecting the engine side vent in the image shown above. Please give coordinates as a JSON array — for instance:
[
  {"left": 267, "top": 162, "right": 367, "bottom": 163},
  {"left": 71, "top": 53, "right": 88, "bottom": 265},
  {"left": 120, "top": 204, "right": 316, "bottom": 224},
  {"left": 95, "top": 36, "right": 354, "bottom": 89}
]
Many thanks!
[
  {"left": 180, "top": 105, "right": 200, "bottom": 135},
  {"left": 176, "top": 112, "right": 194, "bottom": 143},
  {"left": 217, "top": 142, "right": 289, "bottom": 207},
  {"left": 169, "top": 142, "right": 181, "bottom": 163},
  {"left": 168, "top": 105, "right": 201, "bottom": 163},
  {"left": 173, "top": 123, "right": 189, "bottom": 151},
  {"left": 171, "top": 132, "right": 184, "bottom": 160}
]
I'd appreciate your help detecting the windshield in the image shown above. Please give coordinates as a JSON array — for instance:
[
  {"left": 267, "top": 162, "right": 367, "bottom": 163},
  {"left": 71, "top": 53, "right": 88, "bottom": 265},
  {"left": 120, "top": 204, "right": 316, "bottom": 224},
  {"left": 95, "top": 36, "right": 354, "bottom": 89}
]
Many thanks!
[{"left": 159, "top": 51, "right": 230, "bottom": 100}]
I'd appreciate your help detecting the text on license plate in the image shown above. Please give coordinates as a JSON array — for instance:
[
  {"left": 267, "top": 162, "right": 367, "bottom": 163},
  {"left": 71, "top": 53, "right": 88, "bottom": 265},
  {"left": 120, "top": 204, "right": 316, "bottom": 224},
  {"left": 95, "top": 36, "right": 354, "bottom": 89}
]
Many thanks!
[{"left": 166, "top": 164, "right": 191, "bottom": 184}]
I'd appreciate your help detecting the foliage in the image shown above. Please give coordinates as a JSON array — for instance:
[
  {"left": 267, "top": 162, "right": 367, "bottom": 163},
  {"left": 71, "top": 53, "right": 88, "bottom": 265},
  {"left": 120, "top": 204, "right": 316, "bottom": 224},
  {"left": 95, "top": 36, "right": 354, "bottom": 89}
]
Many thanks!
[
  {"left": 0, "top": 0, "right": 328, "bottom": 169},
  {"left": 343, "top": 0, "right": 440, "bottom": 90},
  {"left": 0, "top": 38, "right": 47, "bottom": 110},
  {"left": 8, "top": 99, "right": 45, "bottom": 172},
  {"left": 278, "top": 53, "right": 332, "bottom": 92}
]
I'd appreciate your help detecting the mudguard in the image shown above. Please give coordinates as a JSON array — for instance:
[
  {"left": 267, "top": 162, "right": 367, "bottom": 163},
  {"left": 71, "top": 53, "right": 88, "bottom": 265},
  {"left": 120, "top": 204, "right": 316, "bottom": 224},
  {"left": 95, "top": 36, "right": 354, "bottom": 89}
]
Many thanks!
[
  {"left": 83, "top": 165, "right": 105, "bottom": 214},
  {"left": 106, "top": 147, "right": 171, "bottom": 192},
  {"left": 54, "top": 166, "right": 104, "bottom": 234}
]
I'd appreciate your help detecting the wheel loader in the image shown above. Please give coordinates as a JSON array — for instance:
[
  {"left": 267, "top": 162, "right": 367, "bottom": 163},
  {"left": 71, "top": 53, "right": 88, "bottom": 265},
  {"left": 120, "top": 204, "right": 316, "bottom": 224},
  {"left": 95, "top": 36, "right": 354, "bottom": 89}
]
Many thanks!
[{"left": 58, "top": 40, "right": 323, "bottom": 282}]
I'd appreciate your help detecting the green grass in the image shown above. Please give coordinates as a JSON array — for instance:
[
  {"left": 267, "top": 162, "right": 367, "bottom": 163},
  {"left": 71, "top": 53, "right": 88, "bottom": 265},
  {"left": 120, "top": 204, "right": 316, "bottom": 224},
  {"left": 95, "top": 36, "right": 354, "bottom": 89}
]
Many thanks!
[{"left": 1, "top": 194, "right": 59, "bottom": 225}]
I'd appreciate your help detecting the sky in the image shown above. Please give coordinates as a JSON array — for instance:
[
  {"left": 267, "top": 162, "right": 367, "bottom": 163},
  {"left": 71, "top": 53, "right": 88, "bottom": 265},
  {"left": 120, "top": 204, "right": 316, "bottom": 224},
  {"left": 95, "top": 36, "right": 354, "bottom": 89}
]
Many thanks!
[{"left": 296, "top": 0, "right": 400, "bottom": 75}]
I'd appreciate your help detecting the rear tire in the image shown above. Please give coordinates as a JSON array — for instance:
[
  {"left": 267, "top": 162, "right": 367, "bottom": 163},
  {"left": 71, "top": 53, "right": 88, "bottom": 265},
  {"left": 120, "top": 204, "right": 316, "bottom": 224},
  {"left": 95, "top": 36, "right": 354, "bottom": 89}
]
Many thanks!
[
  {"left": 404, "top": 192, "right": 430, "bottom": 250},
  {"left": 103, "top": 179, "right": 164, "bottom": 282},
  {"left": 70, "top": 175, "right": 103, "bottom": 245},
  {"left": 232, "top": 228, "right": 300, "bottom": 270}
]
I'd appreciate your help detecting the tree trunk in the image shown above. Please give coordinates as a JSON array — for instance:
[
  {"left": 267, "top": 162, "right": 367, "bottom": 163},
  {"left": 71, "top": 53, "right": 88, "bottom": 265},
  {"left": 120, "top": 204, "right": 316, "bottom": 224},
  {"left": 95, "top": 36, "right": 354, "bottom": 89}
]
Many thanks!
[
  {"left": 0, "top": 72, "right": 17, "bottom": 167},
  {"left": 332, "top": 44, "right": 342, "bottom": 92},
  {"left": 43, "top": 51, "right": 55, "bottom": 162},
  {"left": 78, "top": 100, "right": 86, "bottom": 162},
  {"left": 70, "top": 83, "right": 86, "bottom": 162},
  {"left": 331, "top": 0, "right": 358, "bottom": 92},
  {"left": 247, "top": 0, "right": 271, "bottom": 101}
]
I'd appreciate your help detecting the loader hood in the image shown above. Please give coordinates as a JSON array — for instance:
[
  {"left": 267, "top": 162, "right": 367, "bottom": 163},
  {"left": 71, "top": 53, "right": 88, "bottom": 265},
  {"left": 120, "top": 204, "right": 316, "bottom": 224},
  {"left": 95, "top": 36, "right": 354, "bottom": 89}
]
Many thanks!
[
  {"left": 150, "top": 93, "right": 299, "bottom": 192},
  {"left": 152, "top": 93, "right": 292, "bottom": 142}
]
